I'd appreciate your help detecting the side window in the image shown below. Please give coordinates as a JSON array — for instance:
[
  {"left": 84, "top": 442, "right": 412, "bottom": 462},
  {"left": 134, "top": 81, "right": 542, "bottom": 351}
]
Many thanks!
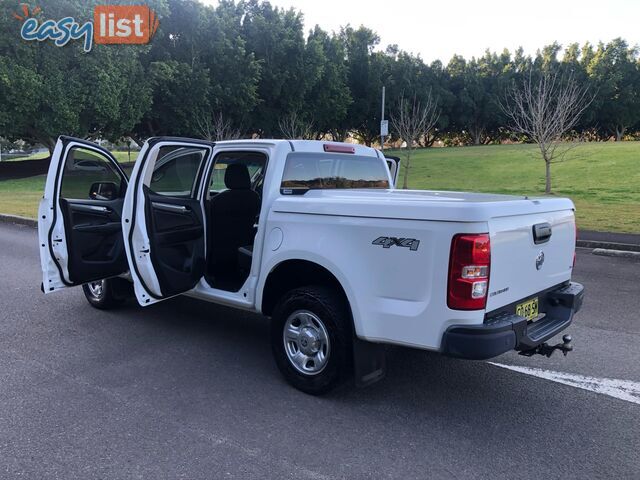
[
  {"left": 208, "top": 151, "right": 267, "bottom": 193},
  {"left": 150, "top": 147, "right": 208, "bottom": 198},
  {"left": 60, "top": 147, "right": 123, "bottom": 200}
]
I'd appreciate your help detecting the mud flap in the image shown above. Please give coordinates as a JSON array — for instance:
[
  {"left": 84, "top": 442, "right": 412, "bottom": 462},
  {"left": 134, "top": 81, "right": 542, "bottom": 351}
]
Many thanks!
[{"left": 353, "top": 337, "right": 386, "bottom": 387}]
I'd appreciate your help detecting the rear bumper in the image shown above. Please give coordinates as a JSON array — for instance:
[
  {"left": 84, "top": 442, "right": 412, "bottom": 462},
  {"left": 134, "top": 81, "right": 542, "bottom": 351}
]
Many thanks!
[{"left": 441, "top": 282, "right": 584, "bottom": 360}]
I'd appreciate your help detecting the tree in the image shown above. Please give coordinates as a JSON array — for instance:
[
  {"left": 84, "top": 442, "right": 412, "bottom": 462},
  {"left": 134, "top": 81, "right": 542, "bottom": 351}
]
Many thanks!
[
  {"left": 560, "top": 43, "right": 594, "bottom": 133},
  {"left": 196, "top": 112, "right": 241, "bottom": 141},
  {"left": 4, "top": 0, "right": 640, "bottom": 152},
  {"left": 586, "top": 39, "right": 640, "bottom": 141},
  {"left": 446, "top": 50, "right": 509, "bottom": 145},
  {"left": 341, "top": 26, "right": 389, "bottom": 146},
  {"left": 278, "top": 111, "right": 314, "bottom": 139},
  {"left": 241, "top": 0, "right": 307, "bottom": 136},
  {"left": 391, "top": 91, "right": 439, "bottom": 189},
  {"left": 0, "top": 0, "right": 158, "bottom": 153},
  {"left": 183, "top": 0, "right": 260, "bottom": 127},
  {"left": 132, "top": 60, "right": 210, "bottom": 140},
  {"left": 501, "top": 70, "right": 592, "bottom": 193},
  {"left": 303, "top": 26, "right": 352, "bottom": 139},
  {"left": 386, "top": 51, "right": 448, "bottom": 146},
  {"left": 134, "top": 0, "right": 259, "bottom": 141}
]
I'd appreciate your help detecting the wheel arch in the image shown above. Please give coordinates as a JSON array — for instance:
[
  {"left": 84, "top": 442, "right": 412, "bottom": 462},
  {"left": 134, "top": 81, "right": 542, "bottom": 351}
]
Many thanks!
[{"left": 259, "top": 258, "right": 358, "bottom": 331}]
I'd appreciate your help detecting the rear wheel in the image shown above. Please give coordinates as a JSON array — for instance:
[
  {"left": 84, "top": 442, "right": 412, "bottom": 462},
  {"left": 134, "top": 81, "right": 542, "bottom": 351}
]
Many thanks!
[
  {"left": 82, "top": 278, "right": 132, "bottom": 310},
  {"left": 270, "top": 286, "right": 352, "bottom": 395}
]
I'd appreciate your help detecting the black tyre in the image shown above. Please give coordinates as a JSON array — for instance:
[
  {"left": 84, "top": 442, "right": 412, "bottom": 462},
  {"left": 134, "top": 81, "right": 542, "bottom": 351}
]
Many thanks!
[
  {"left": 270, "top": 285, "right": 353, "bottom": 395},
  {"left": 82, "top": 278, "right": 132, "bottom": 310}
]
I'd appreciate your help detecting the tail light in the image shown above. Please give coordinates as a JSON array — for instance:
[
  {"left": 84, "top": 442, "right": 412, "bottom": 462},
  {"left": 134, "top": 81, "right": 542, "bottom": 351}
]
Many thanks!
[
  {"left": 448, "top": 233, "right": 491, "bottom": 310},
  {"left": 323, "top": 143, "right": 355, "bottom": 154}
]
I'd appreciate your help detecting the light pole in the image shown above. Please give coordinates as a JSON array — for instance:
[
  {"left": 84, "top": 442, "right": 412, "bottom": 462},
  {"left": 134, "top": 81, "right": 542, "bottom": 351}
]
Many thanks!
[{"left": 380, "top": 86, "right": 387, "bottom": 151}]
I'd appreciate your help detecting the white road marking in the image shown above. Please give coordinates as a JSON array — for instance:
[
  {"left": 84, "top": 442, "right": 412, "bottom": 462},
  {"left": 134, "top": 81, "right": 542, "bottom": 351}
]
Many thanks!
[{"left": 488, "top": 362, "right": 640, "bottom": 406}]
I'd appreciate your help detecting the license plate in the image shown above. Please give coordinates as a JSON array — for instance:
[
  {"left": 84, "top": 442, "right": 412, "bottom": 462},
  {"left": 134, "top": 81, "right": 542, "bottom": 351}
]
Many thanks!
[{"left": 516, "top": 297, "right": 539, "bottom": 321}]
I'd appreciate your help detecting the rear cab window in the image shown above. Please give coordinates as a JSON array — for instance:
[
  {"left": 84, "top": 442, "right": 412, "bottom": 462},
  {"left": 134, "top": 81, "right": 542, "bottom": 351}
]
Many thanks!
[{"left": 280, "top": 152, "right": 390, "bottom": 194}]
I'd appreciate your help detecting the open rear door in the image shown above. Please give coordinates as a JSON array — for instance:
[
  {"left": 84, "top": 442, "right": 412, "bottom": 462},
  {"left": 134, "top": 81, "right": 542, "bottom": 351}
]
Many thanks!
[
  {"left": 384, "top": 155, "right": 401, "bottom": 187},
  {"left": 122, "top": 137, "right": 214, "bottom": 306},
  {"left": 39, "top": 136, "right": 129, "bottom": 292}
]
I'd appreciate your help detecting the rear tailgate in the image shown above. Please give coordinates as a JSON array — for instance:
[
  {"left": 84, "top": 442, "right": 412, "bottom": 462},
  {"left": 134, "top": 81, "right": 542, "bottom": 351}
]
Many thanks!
[{"left": 485, "top": 208, "right": 576, "bottom": 312}]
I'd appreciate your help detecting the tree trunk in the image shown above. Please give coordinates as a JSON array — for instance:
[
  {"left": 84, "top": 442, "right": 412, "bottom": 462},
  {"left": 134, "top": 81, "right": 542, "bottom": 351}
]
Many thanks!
[
  {"left": 44, "top": 138, "right": 55, "bottom": 156},
  {"left": 331, "top": 129, "right": 348, "bottom": 142},
  {"left": 470, "top": 126, "right": 483, "bottom": 146},
  {"left": 615, "top": 125, "right": 626, "bottom": 142},
  {"left": 545, "top": 160, "right": 551, "bottom": 194},
  {"left": 424, "top": 133, "right": 436, "bottom": 148},
  {"left": 27, "top": 128, "right": 55, "bottom": 155},
  {"left": 31, "top": 136, "right": 55, "bottom": 156},
  {"left": 402, "top": 150, "right": 411, "bottom": 190}
]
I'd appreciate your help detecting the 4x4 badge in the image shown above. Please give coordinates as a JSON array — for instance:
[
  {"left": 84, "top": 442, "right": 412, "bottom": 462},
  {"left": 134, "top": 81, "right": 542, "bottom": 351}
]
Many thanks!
[
  {"left": 536, "top": 251, "right": 545, "bottom": 270},
  {"left": 372, "top": 236, "right": 420, "bottom": 251}
]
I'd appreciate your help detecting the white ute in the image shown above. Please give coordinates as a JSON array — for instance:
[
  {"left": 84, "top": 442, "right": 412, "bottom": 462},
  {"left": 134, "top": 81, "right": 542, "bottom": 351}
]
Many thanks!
[{"left": 39, "top": 136, "right": 584, "bottom": 394}]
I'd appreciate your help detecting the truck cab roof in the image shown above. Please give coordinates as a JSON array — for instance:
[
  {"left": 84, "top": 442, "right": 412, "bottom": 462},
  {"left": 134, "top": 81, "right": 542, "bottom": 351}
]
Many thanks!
[{"left": 213, "top": 139, "right": 380, "bottom": 157}]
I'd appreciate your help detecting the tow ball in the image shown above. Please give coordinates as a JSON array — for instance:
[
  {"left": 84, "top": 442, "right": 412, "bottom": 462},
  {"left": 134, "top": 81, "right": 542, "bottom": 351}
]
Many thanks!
[{"left": 519, "top": 335, "right": 573, "bottom": 358}]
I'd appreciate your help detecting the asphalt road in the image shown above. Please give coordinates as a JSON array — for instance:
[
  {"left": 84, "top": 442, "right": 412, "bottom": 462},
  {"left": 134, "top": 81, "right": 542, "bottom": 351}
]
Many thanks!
[{"left": 0, "top": 222, "right": 638, "bottom": 479}]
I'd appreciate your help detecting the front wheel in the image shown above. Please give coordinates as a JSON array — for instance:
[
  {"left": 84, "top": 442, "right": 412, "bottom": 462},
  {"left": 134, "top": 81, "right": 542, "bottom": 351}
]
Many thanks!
[
  {"left": 270, "top": 286, "right": 352, "bottom": 395},
  {"left": 82, "top": 278, "right": 132, "bottom": 310}
]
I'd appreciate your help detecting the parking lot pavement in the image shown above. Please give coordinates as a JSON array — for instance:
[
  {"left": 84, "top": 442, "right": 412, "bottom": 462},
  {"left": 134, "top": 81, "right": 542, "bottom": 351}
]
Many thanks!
[{"left": 0, "top": 222, "right": 638, "bottom": 479}]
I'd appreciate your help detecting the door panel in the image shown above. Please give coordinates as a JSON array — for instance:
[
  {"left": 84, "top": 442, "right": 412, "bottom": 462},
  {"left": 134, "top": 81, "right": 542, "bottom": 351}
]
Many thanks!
[
  {"left": 144, "top": 188, "right": 206, "bottom": 297},
  {"left": 60, "top": 198, "right": 128, "bottom": 283},
  {"left": 122, "top": 138, "right": 214, "bottom": 306},
  {"left": 39, "top": 137, "right": 128, "bottom": 293}
]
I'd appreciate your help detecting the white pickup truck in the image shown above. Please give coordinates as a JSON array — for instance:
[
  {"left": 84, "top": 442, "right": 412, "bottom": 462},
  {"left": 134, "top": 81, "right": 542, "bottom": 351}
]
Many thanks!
[{"left": 38, "top": 136, "right": 584, "bottom": 394}]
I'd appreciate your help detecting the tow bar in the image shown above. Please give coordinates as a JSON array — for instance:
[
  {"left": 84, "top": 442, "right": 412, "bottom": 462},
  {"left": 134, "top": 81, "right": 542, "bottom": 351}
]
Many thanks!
[{"left": 519, "top": 334, "right": 573, "bottom": 358}]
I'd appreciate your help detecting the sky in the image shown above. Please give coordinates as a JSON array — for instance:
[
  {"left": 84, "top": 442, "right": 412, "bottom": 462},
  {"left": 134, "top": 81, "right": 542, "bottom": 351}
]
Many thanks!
[{"left": 207, "top": 0, "right": 640, "bottom": 63}]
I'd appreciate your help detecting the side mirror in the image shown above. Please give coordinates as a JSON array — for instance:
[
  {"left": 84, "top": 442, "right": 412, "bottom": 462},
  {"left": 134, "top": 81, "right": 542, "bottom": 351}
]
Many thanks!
[{"left": 89, "top": 181, "right": 118, "bottom": 200}]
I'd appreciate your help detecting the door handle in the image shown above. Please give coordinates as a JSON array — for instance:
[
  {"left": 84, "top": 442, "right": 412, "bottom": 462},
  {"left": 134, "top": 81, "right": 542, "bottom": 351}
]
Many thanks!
[
  {"left": 73, "top": 204, "right": 111, "bottom": 214},
  {"left": 74, "top": 222, "right": 121, "bottom": 233},
  {"left": 532, "top": 222, "right": 552, "bottom": 244},
  {"left": 152, "top": 202, "right": 190, "bottom": 214}
]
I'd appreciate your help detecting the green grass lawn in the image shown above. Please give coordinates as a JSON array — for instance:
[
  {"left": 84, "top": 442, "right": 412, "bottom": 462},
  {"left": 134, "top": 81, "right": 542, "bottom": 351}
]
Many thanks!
[
  {"left": 390, "top": 142, "right": 640, "bottom": 233},
  {"left": 0, "top": 176, "right": 47, "bottom": 218},
  {"left": 1, "top": 151, "right": 51, "bottom": 161},
  {"left": 1, "top": 143, "right": 638, "bottom": 233},
  {"left": 0, "top": 150, "right": 135, "bottom": 218},
  {"left": 2, "top": 150, "right": 137, "bottom": 162}
]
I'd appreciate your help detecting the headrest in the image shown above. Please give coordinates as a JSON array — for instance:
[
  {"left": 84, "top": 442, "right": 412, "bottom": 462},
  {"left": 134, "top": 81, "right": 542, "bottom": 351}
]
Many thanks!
[{"left": 224, "top": 163, "right": 251, "bottom": 190}]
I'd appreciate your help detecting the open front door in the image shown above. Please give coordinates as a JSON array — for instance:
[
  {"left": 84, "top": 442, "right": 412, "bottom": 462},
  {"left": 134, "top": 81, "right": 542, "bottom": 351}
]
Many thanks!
[
  {"left": 384, "top": 155, "right": 401, "bottom": 187},
  {"left": 122, "top": 137, "right": 214, "bottom": 306},
  {"left": 39, "top": 136, "right": 129, "bottom": 293}
]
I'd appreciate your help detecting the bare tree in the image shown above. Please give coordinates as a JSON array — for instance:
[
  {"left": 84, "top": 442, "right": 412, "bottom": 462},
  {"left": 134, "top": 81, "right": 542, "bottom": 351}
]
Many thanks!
[
  {"left": 391, "top": 91, "right": 440, "bottom": 189},
  {"left": 196, "top": 112, "right": 242, "bottom": 141},
  {"left": 278, "top": 111, "right": 315, "bottom": 139},
  {"left": 501, "top": 70, "right": 593, "bottom": 194}
]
